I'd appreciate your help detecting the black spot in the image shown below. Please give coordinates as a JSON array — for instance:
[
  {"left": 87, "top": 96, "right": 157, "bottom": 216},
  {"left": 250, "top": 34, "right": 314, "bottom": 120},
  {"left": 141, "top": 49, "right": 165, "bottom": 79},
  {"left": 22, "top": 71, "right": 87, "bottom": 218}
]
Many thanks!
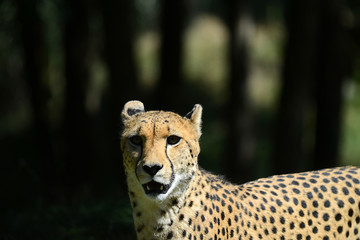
[
  {"left": 182, "top": 230, "right": 187, "bottom": 237},
  {"left": 270, "top": 206, "right": 276, "bottom": 213},
  {"left": 166, "top": 231, "right": 173, "bottom": 239},
  {"left": 335, "top": 213, "right": 342, "bottom": 221},
  {"left": 290, "top": 222, "right": 295, "bottom": 229},
  {"left": 288, "top": 207, "right": 294, "bottom": 214},
  {"left": 300, "top": 222, "right": 305, "bottom": 228},
  {"left": 355, "top": 188, "right": 360, "bottom": 196},
  {"left": 309, "top": 178, "right": 317, "bottom": 183},
  {"left": 331, "top": 186, "right": 338, "bottom": 194},
  {"left": 312, "top": 227, "right": 318, "bottom": 234},
  {"left": 338, "top": 200, "right": 344, "bottom": 208},
  {"left": 291, "top": 180, "right": 299, "bottom": 185},
  {"left": 349, "top": 208, "right": 354, "bottom": 217},
  {"left": 323, "top": 213, "right": 329, "bottom": 221},
  {"left": 342, "top": 187, "right": 349, "bottom": 195},
  {"left": 324, "top": 225, "right": 331, "bottom": 231},
  {"left": 297, "top": 234, "right": 302, "bottom": 240},
  {"left": 293, "top": 188, "right": 300, "bottom": 194},
  {"left": 201, "top": 215, "right": 205, "bottom": 222},
  {"left": 209, "top": 208, "right": 213, "bottom": 215},
  {"left": 299, "top": 210, "right": 304, "bottom": 217},
  {"left": 324, "top": 200, "right": 331, "bottom": 208},
  {"left": 306, "top": 192, "right": 313, "bottom": 200},
  {"left": 172, "top": 199, "right": 178, "bottom": 205},
  {"left": 337, "top": 226, "right": 343, "bottom": 233}
]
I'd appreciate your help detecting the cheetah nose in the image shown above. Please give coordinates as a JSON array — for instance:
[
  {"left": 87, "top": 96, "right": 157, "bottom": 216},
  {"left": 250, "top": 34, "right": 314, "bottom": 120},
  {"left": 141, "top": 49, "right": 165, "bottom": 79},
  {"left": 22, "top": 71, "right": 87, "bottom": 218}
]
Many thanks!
[{"left": 143, "top": 164, "right": 163, "bottom": 177}]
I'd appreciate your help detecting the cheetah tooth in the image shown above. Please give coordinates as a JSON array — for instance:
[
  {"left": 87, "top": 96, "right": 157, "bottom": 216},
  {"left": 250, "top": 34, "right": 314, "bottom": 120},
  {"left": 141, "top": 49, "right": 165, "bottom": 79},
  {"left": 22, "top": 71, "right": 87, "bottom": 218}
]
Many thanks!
[
  {"left": 146, "top": 185, "right": 150, "bottom": 191},
  {"left": 160, "top": 185, "right": 164, "bottom": 191}
]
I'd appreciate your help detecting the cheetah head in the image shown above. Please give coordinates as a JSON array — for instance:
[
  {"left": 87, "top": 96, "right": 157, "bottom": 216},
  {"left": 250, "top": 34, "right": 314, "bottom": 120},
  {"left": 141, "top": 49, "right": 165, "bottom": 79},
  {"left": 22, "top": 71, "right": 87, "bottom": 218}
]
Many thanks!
[{"left": 120, "top": 100, "right": 202, "bottom": 201}]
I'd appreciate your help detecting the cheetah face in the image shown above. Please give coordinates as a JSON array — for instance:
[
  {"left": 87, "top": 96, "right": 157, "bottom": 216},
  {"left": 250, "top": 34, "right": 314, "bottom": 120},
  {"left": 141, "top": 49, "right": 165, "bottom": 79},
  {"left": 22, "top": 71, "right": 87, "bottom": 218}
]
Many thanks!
[{"left": 121, "top": 101, "right": 202, "bottom": 201}]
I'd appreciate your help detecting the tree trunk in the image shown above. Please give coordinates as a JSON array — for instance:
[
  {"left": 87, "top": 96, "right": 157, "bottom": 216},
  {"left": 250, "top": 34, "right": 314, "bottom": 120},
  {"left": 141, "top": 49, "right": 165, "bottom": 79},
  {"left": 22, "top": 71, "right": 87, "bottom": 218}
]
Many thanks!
[
  {"left": 223, "top": 0, "right": 254, "bottom": 183},
  {"left": 101, "top": 0, "right": 138, "bottom": 196},
  {"left": 63, "top": 0, "right": 93, "bottom": 200},
  {"left": 272, "top": 1, "right": 320, "bottom": 174},
  {"left": 155, "top": 0, "right": 187, "bottom": 112},
  {"left": 314, "top": 0, "right": 347, "bottom": 169},
  {"left": 15, "top": 0, "right": 59, "bottom": 203}
]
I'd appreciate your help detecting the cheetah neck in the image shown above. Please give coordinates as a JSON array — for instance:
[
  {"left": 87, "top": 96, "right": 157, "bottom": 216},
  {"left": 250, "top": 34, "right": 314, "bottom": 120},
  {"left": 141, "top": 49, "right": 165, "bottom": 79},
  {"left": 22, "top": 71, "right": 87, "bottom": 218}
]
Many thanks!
[
  {"left": 129, "top": 167, "right": 255, "bottom": 240},
  {"left": 128, "top": 167, "right": 205, "bottom": 239}
]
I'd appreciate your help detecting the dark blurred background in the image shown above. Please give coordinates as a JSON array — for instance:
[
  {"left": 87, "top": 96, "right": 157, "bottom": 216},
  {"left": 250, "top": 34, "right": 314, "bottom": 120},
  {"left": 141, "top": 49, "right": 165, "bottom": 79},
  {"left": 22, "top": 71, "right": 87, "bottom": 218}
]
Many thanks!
[{"left": 1, "top": 0, "right": 360, "bottom": 238}]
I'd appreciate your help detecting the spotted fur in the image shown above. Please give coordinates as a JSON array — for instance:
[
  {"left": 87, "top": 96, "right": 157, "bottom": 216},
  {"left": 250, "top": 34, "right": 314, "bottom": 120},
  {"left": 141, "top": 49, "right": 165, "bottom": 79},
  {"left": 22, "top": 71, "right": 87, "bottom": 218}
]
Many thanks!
[{"left": 121, "top": 100, "right": 360, "bottom": 240}]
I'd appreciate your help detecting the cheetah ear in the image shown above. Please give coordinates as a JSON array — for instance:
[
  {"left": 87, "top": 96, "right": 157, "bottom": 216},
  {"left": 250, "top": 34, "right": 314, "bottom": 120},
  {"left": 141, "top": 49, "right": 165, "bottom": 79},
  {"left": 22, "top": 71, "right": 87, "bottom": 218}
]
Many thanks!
[
  {"left": 185, "top": 104, "right": 202, "bottom": 135},
  {"left": 122, "top": 100, "right": 145, "bottom": 122}
]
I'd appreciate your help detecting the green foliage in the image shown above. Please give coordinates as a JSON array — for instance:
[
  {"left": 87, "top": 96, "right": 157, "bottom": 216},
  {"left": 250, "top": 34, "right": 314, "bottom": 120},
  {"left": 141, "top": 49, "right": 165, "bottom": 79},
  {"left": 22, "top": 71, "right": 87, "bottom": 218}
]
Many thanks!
[{"left": 342, "top": 83, "right": 360, "bottom": 166}]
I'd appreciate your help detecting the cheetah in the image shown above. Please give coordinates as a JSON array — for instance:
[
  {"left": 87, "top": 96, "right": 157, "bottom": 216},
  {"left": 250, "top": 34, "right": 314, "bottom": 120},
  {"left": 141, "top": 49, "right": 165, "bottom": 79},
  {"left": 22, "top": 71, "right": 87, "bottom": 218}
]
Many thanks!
[{"left": 120, "top": 100, "right": 360, "bottom": 240}]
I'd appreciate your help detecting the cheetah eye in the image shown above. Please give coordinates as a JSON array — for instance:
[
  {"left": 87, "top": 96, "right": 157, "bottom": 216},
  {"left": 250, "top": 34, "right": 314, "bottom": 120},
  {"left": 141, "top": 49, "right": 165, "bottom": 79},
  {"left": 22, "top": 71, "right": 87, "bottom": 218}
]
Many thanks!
[
  {"left": 167, "top": 135, "right": 181, "bottom": 145},
  {"left": 129, "top": 135, "right": 142, "bottom": 146}
]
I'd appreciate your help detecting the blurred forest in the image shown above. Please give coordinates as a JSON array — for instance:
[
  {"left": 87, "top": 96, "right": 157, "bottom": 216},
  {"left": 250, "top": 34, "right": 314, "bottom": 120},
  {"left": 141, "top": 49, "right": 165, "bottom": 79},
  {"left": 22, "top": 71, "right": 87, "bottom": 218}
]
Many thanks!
[{"left": 1, "top": 0, "right": 360, "bottom": 239}]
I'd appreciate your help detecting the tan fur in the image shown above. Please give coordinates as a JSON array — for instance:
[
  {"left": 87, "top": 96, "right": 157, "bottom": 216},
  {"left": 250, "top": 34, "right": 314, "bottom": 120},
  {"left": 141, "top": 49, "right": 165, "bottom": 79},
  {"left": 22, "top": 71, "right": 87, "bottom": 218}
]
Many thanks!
[{"left": 121, "top": 101, "right": 360, "bottom": 240}]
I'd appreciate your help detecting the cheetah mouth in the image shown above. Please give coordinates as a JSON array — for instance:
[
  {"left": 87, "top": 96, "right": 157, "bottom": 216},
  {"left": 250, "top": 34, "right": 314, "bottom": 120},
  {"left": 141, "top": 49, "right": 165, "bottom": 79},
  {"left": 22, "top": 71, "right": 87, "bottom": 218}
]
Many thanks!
[{"left": 142, "top": 181, "right": 171, "bottom": 195}]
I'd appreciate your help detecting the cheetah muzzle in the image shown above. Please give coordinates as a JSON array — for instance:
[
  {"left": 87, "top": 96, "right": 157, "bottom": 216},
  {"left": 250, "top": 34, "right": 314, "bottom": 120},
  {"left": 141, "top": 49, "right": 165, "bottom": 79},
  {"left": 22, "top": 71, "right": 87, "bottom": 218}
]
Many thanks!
[{"left": 121, "top": 100, "right": 360, "bottom": 240}]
